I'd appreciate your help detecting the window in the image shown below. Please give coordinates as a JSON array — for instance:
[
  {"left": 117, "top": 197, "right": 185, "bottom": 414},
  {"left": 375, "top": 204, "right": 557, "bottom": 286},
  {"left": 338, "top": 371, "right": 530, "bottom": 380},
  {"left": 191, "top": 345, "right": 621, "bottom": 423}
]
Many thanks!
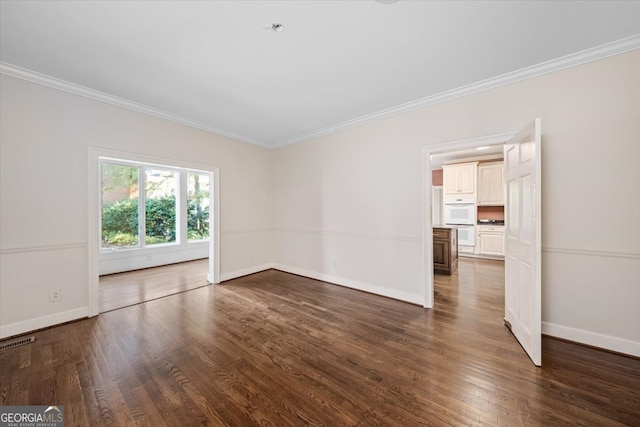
[
  {"left": 100, "top": 159, "right": 209, "bottom": 251},
  {"left": 187, "top": 173, "right": 210, "bottom": 241},
  {"left": 145, "top": 168, "right": 177, "bottom": 245},
  {"left": 101, "top": 163, "right": 140, "bottom": 248}
]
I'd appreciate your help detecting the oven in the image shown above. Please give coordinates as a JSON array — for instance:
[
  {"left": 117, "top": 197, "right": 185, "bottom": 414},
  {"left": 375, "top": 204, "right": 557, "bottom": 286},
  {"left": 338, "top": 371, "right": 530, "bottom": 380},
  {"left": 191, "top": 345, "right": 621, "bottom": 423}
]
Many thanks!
[
  {"left": 456, "top": 225, "right": 476, "bottom": 246},
  {"left": 444, "top": 199, "right": 476, "bottom": 247},
  {"left": 444, "top": 200, "right": 476, "bottom": 225}
]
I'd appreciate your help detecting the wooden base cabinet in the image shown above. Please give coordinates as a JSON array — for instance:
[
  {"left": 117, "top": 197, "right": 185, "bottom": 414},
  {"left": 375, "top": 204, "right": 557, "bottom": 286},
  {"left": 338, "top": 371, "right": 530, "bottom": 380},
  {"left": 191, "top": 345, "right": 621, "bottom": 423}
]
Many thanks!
[
  {"left": 476, "top": 225, "right": 505, "bottom": 256},
  {"left": 433, "top": 227, "right": 458, "bottom": 274}
]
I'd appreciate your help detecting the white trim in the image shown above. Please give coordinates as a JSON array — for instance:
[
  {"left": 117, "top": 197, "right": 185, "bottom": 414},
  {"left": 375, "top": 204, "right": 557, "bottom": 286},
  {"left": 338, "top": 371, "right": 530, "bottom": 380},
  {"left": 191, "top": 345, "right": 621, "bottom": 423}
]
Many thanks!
[
  {"left": 220, "top": 261, "right": 424, "bottom": 304},
  {"left": 220, "top": 263, "right": 275, "bottom": 282},
  {"left": 88, "top": 147, "right": 220, "bottom": 317},
  {"left": 218, "top": 263, "right": 640, "bottom": 357},
  {"left": 0, "top": 307, "right": 88, "bottom": 340},
  {"left": 222, "top": 228, "right": 274, "bottom": 236},
  {"left": 421, "top": 147, "right": 433, "bottom": 308},
  {"left": 88, "top": 148, "right": 100, "bottom": 317},
  {"left": 99, "top": 245, "right": 209, "bottom": 276},
  {"left": 0, "top": 242, "right": 87, "bottom": 255},
  {"left": 428, "top": 132, "right": 518, "bottom": 153},
  {"left": 95, "top": 149, "right": 223, "bottom": 175},
  {"left": 208, "top": 168, "right": 221, "bottom": 284},
  {"left": 272, "top": 264, "right": 423, "bottom": 305},
  {"left": 274, "top": 227, "right": 421, "bottom": 243},
  {"left": 543, "top": 322, "right": 640, "bottom": 358},
  {"left": 2, "top": 36, "right": 638, "bottom": 149},
  {"left": 0, "top": 62, "right": 268, "bottom": 148},
  {"left": 274, "top": 36, "right": 640, "bottom": 147},
  {"left": 542, "top": 246, "right": 640, "bottom": 260}
]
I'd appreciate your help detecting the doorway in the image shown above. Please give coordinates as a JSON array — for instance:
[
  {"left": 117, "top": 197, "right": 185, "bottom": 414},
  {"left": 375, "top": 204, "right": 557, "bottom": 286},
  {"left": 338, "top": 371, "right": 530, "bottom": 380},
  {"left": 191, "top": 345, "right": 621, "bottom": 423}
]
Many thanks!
[
  {"left": 422, "top": 132, "right": 513, "bottom": 308},
  {"left": 427, "top": 141, "right": 507, "bottom": 323},
  {"left": 87, "top": 147, "right": 220, "bottom": 317},
  {"left": 423, "top": 121, "right": 542, "bottom": 366}
]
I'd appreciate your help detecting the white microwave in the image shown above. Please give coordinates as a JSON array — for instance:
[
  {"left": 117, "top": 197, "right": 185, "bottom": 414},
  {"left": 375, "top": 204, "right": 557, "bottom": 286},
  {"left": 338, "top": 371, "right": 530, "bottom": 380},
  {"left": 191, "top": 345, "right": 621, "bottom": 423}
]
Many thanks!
[{"left": 444, "top": 201, "right": 476, "bottom": 225}]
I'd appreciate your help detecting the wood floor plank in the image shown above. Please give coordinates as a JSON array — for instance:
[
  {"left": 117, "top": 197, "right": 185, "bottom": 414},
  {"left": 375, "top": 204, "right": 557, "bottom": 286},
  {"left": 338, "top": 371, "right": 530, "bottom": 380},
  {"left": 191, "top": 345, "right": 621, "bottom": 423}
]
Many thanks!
[
  {"left": 99, "top": 259, "right": 209, "bottom": 312},
  {"left": 2, "top": 258, "right": 639, "bottom": 425}
]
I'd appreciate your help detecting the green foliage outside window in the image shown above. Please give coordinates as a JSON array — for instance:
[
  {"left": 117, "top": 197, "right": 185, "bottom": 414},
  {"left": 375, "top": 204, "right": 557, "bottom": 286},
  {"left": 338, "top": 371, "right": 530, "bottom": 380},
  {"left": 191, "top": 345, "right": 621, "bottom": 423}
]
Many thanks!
[
  {"left": 101, "top": 163, "right": 210, "bottom": 249},
  {"left": 145, "top": 196, "right": 176, "bottom": 243},
  {"left": 187, "top": 173, "right": 209, "bottom": 240},
  {"left": 102, "top": 196, "right": 209, "bottom": 246},
  {"left": 188, "top": 201, "right": 210, "bottom": 240}
]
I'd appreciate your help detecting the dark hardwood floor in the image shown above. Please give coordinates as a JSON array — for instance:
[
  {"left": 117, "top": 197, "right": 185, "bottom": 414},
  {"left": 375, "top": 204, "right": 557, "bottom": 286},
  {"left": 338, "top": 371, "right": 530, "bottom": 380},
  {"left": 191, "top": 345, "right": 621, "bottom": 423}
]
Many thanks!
[
  {"left": 99, "top": 259, "right": 209, "bottom": 312},
  {"left": 1, "top": 258, "right": 639, "bottom": 426}
]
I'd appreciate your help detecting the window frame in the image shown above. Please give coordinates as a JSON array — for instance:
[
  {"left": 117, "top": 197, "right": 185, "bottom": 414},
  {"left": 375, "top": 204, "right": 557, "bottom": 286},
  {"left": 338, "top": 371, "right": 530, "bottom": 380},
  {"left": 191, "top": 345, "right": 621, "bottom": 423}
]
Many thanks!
[{"left": 98, "top": 157, "right": 210, "bottom": 254}]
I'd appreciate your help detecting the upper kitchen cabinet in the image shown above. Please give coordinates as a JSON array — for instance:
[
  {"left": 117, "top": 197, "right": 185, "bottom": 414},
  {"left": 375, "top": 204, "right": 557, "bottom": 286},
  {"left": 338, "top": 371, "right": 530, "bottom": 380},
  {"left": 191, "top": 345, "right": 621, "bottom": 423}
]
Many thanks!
[
  {"left": 443, "top": 162, "right": 478, "bottom": 200},
  {"left": 477, "top": 161, "right": 504, "bottom": 205}
]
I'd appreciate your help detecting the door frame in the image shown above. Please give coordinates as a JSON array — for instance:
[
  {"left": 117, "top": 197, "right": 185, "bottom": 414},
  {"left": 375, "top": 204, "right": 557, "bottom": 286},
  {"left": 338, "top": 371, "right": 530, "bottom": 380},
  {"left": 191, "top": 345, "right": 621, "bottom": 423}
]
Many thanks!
[
  {"left": 422, "top": 132, "right": 515, "bottom": 308},
  {"left": 87, "top": 147, "right": 221, "bottom": 317}
]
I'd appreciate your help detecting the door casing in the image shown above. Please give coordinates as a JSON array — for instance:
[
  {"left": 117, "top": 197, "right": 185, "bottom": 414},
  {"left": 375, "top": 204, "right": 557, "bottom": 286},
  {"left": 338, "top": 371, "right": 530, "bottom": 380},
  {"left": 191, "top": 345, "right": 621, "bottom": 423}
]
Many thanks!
[{"left": 422, "top": 131, "right": 514, "bottom": 308}]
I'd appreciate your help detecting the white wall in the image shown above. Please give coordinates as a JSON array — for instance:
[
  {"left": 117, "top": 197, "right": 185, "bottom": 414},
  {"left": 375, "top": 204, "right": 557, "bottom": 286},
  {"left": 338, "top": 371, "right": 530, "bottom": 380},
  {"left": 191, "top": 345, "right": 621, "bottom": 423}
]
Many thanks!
[
  {"left": 0, "top": 74, "right": 273, "bottom": 338},
  {"left": 272, "top": 50, "right": 640, "bottom": 356}
]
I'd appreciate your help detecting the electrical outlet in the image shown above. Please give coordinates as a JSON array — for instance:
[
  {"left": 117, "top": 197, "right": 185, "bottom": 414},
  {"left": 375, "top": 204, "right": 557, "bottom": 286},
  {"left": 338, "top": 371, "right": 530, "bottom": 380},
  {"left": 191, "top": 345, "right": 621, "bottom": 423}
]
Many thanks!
[
  {"left": 49, "top": 289, "right": 61, "bottom": 302},
  {"left": 146, "top": 255, "right": 152, "bottom": 261}
]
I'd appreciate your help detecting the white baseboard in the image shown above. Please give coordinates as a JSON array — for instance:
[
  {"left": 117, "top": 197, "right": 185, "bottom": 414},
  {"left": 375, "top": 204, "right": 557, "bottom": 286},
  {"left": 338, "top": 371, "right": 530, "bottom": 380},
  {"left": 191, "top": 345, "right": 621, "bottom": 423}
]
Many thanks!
[
  {"left": 272, "top": 263, "right": 423, "bottom": 305},
  {"left": 219, "top": 263, "right": 275, "bottom": 282},
  {"left": 0, "top": 307, "right": 89, "bottom": 340},
  {"left": 5, "top": 271, "right": 634, "bottom": 361},
  {"left": 543, "top": 321, "right": 640, "bottom": 357},
  {"left": 99, "top": 246, "right": 209, "bottom": 275}
]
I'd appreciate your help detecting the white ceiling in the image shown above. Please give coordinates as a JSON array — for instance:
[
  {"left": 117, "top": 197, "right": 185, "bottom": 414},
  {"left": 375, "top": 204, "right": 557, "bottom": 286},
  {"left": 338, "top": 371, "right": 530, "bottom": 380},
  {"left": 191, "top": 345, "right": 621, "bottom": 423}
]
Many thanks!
[{"left": 1, "top": 1, "right": 639, "bottom": 148}]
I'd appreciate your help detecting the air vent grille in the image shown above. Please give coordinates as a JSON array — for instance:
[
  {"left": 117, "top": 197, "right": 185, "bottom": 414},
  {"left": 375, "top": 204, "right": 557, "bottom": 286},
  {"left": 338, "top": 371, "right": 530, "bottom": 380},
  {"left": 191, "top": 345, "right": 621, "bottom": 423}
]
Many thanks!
[{"left": 0, "top": 336, "right": 36, "bottom": 351}]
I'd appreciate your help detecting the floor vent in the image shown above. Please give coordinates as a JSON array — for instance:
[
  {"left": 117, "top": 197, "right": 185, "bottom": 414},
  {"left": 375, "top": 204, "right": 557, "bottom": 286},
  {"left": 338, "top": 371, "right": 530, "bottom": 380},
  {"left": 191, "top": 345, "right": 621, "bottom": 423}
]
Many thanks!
[{"left": 0, "top": 336, "right": 36, "bottom": 351}]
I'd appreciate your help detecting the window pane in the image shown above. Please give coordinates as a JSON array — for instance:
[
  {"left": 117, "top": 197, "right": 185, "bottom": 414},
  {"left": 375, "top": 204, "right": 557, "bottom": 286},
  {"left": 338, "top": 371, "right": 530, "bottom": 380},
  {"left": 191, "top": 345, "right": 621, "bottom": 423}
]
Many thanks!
[
  {"left": 145, "top": 169, "right": 177, "bottom": 245},
  {"left": 101, "top": 164, "right": 139, "bottom": 249},
  {"left": 187, "top": 173, "right": 210, "bottom": 241}
]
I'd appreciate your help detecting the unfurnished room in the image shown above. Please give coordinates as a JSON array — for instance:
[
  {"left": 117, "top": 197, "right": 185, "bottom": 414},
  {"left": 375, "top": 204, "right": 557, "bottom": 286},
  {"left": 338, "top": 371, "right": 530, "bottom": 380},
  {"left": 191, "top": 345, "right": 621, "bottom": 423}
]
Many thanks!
[{"left": 1, "top": 1, "right": 639, "bottom": 425}]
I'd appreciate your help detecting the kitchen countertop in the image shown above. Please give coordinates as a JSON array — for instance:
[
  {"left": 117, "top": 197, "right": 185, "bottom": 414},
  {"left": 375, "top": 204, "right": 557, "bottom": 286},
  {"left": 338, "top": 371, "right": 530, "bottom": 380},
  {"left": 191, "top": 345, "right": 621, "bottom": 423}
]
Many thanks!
[{"left": 433, "top": 224, "right": 458, "bottom": 229}]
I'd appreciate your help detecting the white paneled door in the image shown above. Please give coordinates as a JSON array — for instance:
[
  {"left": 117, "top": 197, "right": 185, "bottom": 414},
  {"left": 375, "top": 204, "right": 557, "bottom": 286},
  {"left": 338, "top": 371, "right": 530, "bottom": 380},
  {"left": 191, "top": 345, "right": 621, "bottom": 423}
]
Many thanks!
[{"left": 504, "top": 119, "right": 542, "bottom": 366}]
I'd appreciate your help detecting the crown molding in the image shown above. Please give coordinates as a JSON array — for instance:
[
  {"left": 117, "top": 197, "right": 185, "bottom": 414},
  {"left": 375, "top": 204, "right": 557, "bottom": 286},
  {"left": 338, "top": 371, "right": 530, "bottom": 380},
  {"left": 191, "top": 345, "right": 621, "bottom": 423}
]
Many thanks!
[
  {"left": 273, "top": 34, "right": 640, "bottom": 148},
  {"left": 0, "top": 62, "right": 270, "bottom": 148},
  {"left": 2, "top": 35, "right": 638, "bottom": 149}
]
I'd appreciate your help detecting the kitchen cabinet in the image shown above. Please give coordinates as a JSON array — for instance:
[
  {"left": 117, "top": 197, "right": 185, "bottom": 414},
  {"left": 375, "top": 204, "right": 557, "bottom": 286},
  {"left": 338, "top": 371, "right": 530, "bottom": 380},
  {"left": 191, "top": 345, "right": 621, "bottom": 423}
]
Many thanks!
[
  {"left": 458, "top": 245, "right": 475, "bottom": 255},
  {"left": 477, "top": 161, "right": 504, "bottom": 206},
  {"left": 443, "top": 162, "right": 477, "bottom": 200},
  {"left": 433, "top": 226, "right": 458, "bottom": 274},
  {"left": 476, "top": 225, "right": 505, "bottom": 256}
]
